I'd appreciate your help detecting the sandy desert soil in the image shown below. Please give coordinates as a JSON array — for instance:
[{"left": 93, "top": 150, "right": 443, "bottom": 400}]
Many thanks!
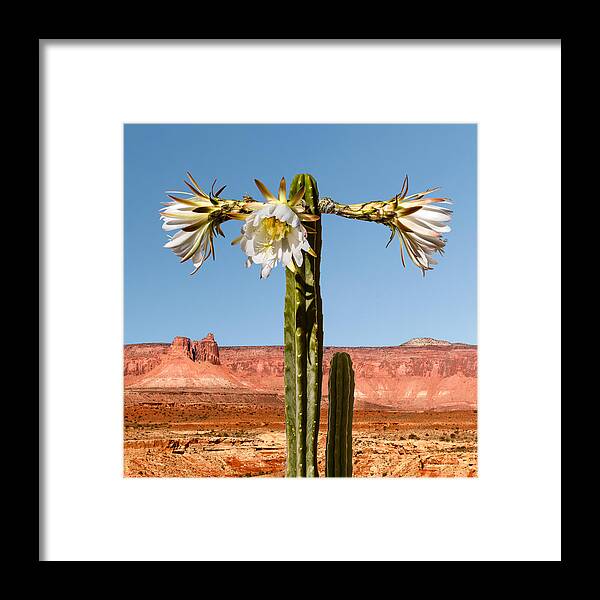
[{"left": 124, "top": 392, "right": 477, "bottom": 478}]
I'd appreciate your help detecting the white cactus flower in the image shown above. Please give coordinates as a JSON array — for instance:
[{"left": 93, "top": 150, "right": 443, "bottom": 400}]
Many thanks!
[
  {"left": 234, "top": 178, "right": 319, "bottom": 279},
  {"left": 393, "top": 200, "right": 452, "bottom": 272},
  {"left": 160, "top": 173, "right": 256, "bottom": 275},
  {"left": 385, "top": 177, "right": 452, "bottom": 274},
  {"left": 161, "top": 211, "right": 217, "bottom": 275}
]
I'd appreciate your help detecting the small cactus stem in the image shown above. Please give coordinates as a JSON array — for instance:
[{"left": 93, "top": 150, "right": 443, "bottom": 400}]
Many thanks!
[
  {"left": 325, "top": 352, "right": 355, "bottom": 477},
  {"left": 283, "top": 174, "right": 323, "bottom": 477}
]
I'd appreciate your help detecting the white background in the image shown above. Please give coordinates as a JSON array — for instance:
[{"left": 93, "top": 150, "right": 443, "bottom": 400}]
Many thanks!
[{"left": 41, "top": 41, "right": 561, "bottom": 561}]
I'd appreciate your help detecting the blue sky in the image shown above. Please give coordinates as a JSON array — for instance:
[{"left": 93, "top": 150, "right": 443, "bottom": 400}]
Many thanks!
[{"left": 125, "top": 124, "right": 476, "bottom": 346}]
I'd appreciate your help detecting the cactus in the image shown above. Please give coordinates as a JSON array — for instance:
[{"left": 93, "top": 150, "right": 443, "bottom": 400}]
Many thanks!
[
  {"left": 325, "top": 352, "right": 355, "bottom": 477},
  {"left": 163, "top": 171, "right": 452, "bottom": 478},
  {"left": 283, "top": 174, "right": 323, "bottom": 477}
]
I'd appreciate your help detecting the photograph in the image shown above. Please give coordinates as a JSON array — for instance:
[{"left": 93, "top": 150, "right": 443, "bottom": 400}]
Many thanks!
[{"left": 124, "top": 124, "right": 477, "bottom": 478}]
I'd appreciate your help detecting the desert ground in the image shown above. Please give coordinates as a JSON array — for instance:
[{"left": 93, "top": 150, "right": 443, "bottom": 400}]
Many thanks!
[{"left": 124, "top": 391, "right": 477, "bottom": 478}]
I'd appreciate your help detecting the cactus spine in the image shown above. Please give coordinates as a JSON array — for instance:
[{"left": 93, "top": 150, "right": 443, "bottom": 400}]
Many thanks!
[
  {"left": 325, "top": 352, "right": 355, "bottom": 477},
  {"left": 284, "top": 174, "right": 323, "bottom": 477}
]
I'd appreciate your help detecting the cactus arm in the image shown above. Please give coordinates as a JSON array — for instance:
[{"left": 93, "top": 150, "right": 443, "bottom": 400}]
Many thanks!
[{"left": 318, "top": 197, "right": 392, "bottom": 222}]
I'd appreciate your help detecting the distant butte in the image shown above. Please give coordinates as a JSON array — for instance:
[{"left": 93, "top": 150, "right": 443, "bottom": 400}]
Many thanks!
[
  {"left": 124, "top": 334, "right": 477, "bottom": 412},
  {"left": 401, "top": 337, "right": 452, "bottom": 347}
]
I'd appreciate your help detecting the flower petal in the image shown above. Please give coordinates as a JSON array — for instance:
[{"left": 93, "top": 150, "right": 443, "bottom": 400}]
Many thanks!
[
  {"left": 260, "top": 262, "right": 274, "bottom": 278},
  {"left": 254, "top": 179, "right": 277, "bottom": 203},
  {"left": 288, "top": 185, "right": 305, "bottom": 207},
  {"left": 278, "top": 177, "right": 287, "bottom": 203}
]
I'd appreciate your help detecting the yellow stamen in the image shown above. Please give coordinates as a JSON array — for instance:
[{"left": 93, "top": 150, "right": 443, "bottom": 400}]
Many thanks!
[{"left": 262, "top": 217, "right": 290, "bottom": 241}]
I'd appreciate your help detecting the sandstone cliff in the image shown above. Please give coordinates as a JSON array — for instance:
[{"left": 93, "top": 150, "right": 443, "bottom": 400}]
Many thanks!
[{"left": 124, "top": 334, "right": 477, "bottom": 411}]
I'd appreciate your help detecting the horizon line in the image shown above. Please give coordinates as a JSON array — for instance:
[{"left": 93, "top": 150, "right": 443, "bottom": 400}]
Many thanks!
[{"left": 124, "top": 337, "right": 478, "bottom": 348}]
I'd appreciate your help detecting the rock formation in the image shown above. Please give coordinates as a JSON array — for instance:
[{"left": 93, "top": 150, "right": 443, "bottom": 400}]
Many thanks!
[
  {"left": 198, "top": 333, "right": 220, "bottom": 364},
  {"left": 124, "top": 343, "right": 170, "bottom": 384},
  {"left": 130, "top": 356, "right": 247, "bottom": 389},
  {"left": 219, "top": 344, "right": 477, "bottom": 411},
  {"left": 125, "top": 334, "right": 245, "bottom": 389},
  {"left": 124, "top": 334, "right": 477, "bottom": 411},
  {"left": 166, "top": 334, "right": 220, "bottom": 364},
  {"left": 401, "top": 337, "right": 452, "bottom": 347}
]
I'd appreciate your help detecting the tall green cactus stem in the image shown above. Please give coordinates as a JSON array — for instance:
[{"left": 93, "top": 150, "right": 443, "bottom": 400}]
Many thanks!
[
  {"left": 284, "top": 174, "right": 323, "bottom": 477},
  {"left": 325, "top": 352, "right": 355, "bottom": 477}
]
